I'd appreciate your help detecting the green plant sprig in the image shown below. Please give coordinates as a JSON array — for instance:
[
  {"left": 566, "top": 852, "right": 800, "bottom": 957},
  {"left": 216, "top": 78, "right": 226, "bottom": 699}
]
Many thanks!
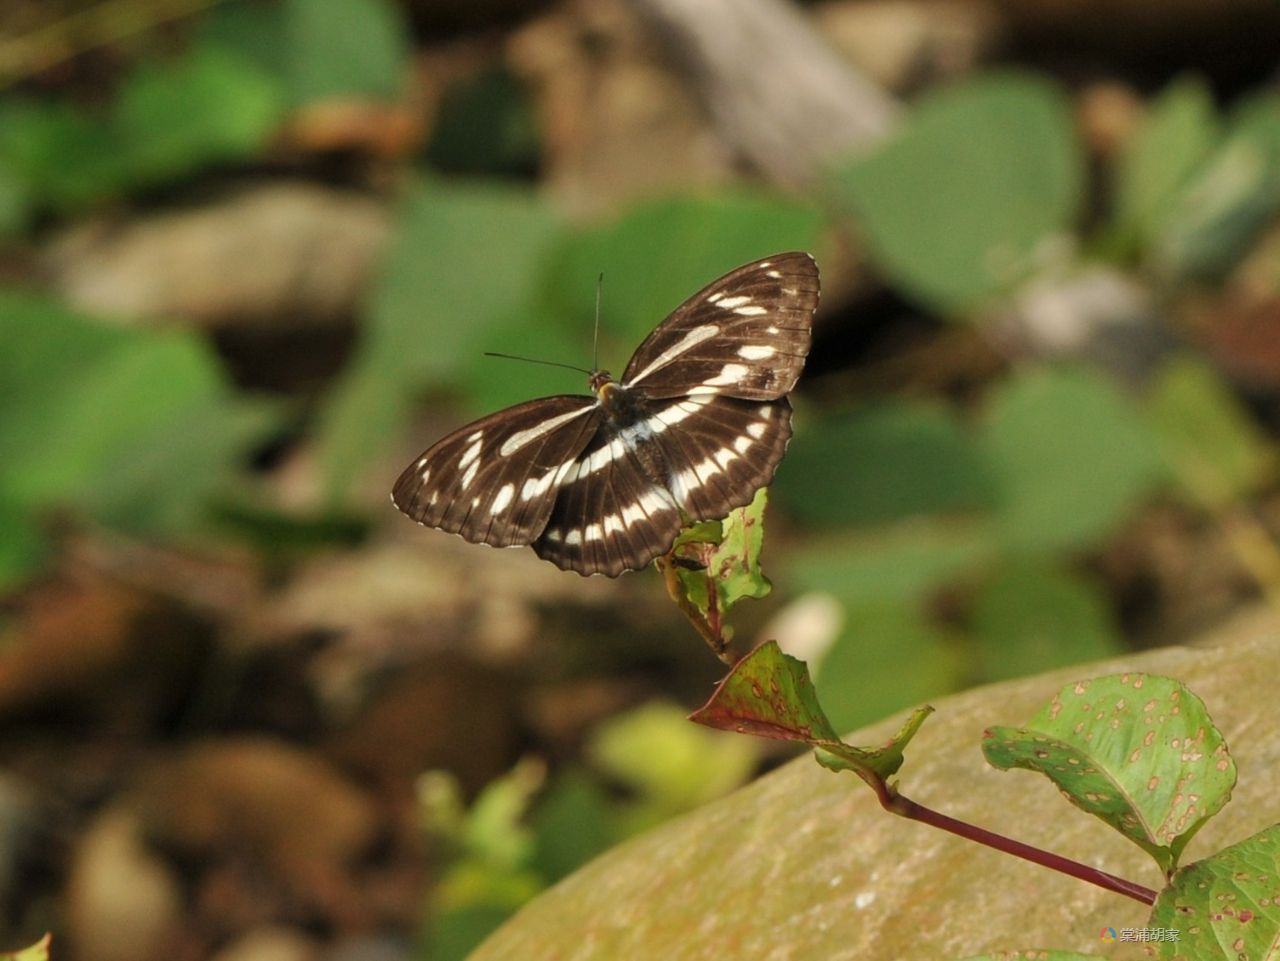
[{"left": 663, "top": 492, "right": 1276, "bottom": 960}]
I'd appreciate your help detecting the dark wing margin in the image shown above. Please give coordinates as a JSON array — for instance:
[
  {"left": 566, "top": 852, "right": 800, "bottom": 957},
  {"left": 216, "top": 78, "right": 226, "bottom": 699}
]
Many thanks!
[
  {"left": 621, "top": 251, "right": 819, "bottom": 401},
  {"left": 392, "top": 396, "right": 601, "bottom": 549}
]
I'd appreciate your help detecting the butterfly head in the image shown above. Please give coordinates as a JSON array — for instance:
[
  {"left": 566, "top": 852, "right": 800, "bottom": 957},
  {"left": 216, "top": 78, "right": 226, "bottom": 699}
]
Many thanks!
[{"left": 589, "top": 368, "right": 615, "bottom": 395}]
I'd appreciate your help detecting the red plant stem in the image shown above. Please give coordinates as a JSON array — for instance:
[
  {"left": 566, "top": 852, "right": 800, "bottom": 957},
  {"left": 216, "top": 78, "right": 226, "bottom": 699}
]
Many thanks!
[{"left": 885, "top": 791, "right": 1158, "bottom": 905}]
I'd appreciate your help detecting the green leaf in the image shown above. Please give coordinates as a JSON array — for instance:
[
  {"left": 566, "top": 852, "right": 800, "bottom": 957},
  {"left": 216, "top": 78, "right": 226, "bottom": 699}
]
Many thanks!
[
  {"left": 1153, "top": 92, "right": 1280, "bottom": 280},
  {"left": 1144, "top": 354, "right": 1271, "bottom": 509},
  {"left": 981, "top": 364, "right": 1164, "bottom": 553},
  {"left": 672, "top": 488, "right": 772, "bottom": 626},
  {"left": 971, "top": 564, "right": 1122, "bottom": 682},
  {"left": 547, "top": 193, "right": 825, "bottom": 363},
  {"left": 284, "top": 0, "right": 409, "bottom": 104},
  {"left": 426, "top": 66, "right": 539, "bottom": 176},
  {"left": 198, "top": 0, "right": 290, "bottom": 85},
  {"left": 0, "top": 291, "right": 276, "bottom": 549},
  {"left": 689, "top": 640, "right": 840, "bottom": 743},
  {"left": 983, "top": 674, "right": 1236, "bottom": 874},
  {"left": 114, "top": 47, "right": 283, "bottom": 185},
  {"left": 1112, "top": 76, "right": 1219, "bottom": 252},
  {"left": 775, "top": 400, "right": 995, "bottom": 527},
  {"left": 315, "top": 178, "right": 561, "bottom": 499},
  {"left": 0, "top": 160, "right": 32, "bottom": 237},
  {"left": 0, "top": 498, "right": 47, "bottom": 593},
  {"left": 4, "top": 334, "right": 222, "bottom": 504},
  {"left": 0, "top": 99, "right": 126, "bottom": 208},
  {"left": 840, "top": 72, "right": 1082, "bottom": 311},
  {"left": 0, "top": 934, "right": 50, "bottom": 961},
  {"left": 786, "top": 518, "right": 996, "bottom": 608},
  {"left": 692, "top": 639, "right": 936, "bottom": 787},
  {"left": 84, "top": 396, "right": 280, "bottom": 534},
  {"left": 1149, "top": 822, "right": 1280, "bottom": 960},
  {"left": 425, "top": 902, "right": 525, "bottom": 961},
  {"left": 529, "top": 772, "right": 618, "bottom": 884}
]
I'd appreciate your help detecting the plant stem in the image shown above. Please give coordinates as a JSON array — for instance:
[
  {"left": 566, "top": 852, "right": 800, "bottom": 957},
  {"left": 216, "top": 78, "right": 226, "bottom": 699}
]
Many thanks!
[
  {"left": 882, "top": 791, "right": 1157, "bottom": 905},
  {"left": 657, "top": 555, "right": 733, "bottom": 664}
]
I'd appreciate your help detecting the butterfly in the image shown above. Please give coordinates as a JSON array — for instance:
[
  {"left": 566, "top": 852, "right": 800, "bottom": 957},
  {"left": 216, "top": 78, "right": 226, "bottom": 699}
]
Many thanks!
[{"left": 392, "top": 251, "right": 820, "bottom": 577}]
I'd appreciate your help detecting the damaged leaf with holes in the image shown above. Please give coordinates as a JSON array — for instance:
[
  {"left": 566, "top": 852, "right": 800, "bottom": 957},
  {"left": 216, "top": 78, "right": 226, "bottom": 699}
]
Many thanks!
[
  {"left": 982, "top": 674, "right": 1236, "bottom": 875},
  {"left": 670, "top": 488, "right": 773, "bottom": 637},
  {"left": 690, "top": 639, "right": 933, "bottom": 787}
]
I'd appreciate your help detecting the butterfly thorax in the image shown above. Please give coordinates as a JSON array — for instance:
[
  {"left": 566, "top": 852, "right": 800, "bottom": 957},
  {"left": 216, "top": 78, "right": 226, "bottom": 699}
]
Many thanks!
[{"left": 592, "top": 372, "right": 644, "bottom": 426}]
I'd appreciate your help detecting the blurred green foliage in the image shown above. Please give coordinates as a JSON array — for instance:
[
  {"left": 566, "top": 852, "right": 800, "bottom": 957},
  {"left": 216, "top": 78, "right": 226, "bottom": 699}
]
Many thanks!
[
  {"left": 840, "top": 73, "right": 1083, "bottom": 311},
  {"left": 2, "top": 2, "right": 1280, "bottom": 946},
  {"left": 418, "top": 704, "right": 757, "bottom": 960},
  {"left": 0, "top": 293, "right": 277, "bottom": 587}
]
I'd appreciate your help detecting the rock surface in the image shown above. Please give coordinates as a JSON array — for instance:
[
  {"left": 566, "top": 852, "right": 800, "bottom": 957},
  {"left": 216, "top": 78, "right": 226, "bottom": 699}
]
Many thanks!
[{"left": 468, "top": 607, "right": 1280, "bottom": 961}]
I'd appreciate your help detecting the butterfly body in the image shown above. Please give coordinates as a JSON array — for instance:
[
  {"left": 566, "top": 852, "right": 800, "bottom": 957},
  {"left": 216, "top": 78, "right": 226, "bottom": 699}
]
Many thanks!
[{"left": 393, "top": 252, "right": 819, "bottom": 577}]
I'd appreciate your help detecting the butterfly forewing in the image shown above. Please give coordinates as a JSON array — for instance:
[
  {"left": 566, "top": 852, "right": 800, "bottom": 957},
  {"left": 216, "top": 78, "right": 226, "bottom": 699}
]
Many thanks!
[
  {"left": 392, "top": 396, "right": 600, "bottom": 548},
  {"left": 393, "top": 250, "right": 820, "bottom": 576},
  {"left": 621, "top": 252, "right": 818, "bottom": 401}
]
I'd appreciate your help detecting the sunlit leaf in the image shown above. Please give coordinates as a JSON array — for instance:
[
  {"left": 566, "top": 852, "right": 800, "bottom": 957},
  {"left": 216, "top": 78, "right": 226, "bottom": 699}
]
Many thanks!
[
  {"left": 1145, "top": 353, "right": 1272, "bottom": 509},
  {"left": 115, "top": 48, "right": 283, "bottom": 185},
  {"left": 983, "top": 674, "right": 1236, "bottom": 874},
  {"left": 1113, "top": 76, "right": 1219, "bottom": 253}
]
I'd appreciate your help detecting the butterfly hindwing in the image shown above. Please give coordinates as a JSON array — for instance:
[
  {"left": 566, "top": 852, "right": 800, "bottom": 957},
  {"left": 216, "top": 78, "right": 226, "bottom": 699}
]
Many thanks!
[
  {"left": 621, "top": 252, "right": 818, "bottom": 401},
  {"left": 533, "top": 426, "right": 683, "bottom": 577},
  {"left": 392, "top": 396, "right": 600, "bottom": 548},
  {"left": 532, "top": 394, "right": 793, "bottom": 575}
]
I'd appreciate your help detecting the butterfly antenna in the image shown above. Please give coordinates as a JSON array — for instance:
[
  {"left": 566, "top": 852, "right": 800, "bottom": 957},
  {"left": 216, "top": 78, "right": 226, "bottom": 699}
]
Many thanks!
[
  {"left": 593, "top": 272, "right": 604, "bottom": 373},
  {"left": 483, "top": 352, "right": 593, "bottom": 377}
]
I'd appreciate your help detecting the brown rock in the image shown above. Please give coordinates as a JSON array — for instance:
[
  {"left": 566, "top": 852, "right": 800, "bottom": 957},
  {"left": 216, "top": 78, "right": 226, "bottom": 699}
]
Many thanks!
[
  {"left": 65, "top": 805, "right": 182, "bottom": 961},
  {"left": 43, "top": 184, "right": 390, "bottom": 334},
  {"left": 208, "top": 926, "right": 320, "bottom": 961},
  {"left": 137, "top": 739, "right": 377, "bottom": 868}
]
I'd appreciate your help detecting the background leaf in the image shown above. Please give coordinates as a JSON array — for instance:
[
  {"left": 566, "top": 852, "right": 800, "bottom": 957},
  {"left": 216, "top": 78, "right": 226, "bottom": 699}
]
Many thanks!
[
  {"left": 841, "top": 72, "right": 1082, "bottom": 311},
  {"left": 970, "top": 563, "right": 1123, "bottom": 682},
  {"left": 316, "top": 179, "right": 561, "bottom": 498},
  {"left": 776, "top": 400, "right": 995, "bottom": 527},
  {"left": 1112, "top": 75, "right": 1219, "bottom": 253},
  {"left": 981, "top": 364, "right": 1164, "bottom": 553},
  {"left": 284, "top": 0, "right": 409, "bottom": 104},
  {"left": 1144, "top": 353, "right": 1272, "bottom": 509}
]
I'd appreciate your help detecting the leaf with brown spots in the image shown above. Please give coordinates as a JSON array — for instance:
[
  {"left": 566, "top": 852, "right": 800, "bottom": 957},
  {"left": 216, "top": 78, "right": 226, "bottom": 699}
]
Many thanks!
[
  {"left": 1150, "top": 822, "right": 1280, "bottom": 961},
  {"left": 982, "top": 674, "right": 1236, "bottom": 875}
]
